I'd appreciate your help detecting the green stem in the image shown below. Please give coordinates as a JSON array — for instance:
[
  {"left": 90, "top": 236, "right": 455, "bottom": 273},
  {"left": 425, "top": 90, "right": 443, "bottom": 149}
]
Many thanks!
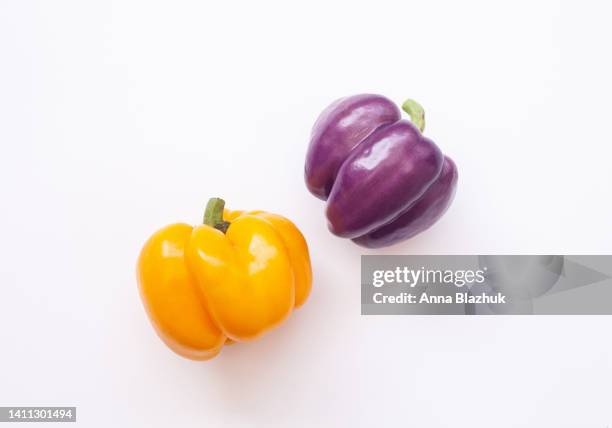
[
  {"left": 401, "top": 99, "right": 425, "bottom": 133},
  {"left": 203, "top": 197, "right": 230, "bottom": 233}
]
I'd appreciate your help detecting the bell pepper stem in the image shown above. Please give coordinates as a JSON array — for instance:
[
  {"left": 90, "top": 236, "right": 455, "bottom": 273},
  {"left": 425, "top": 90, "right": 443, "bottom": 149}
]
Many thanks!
[
  {"left": 401, "top": 99, "right": 425, "bottom": 133},
  {"left": 203, "top": 197, "right": 230, "bottom": 233}
]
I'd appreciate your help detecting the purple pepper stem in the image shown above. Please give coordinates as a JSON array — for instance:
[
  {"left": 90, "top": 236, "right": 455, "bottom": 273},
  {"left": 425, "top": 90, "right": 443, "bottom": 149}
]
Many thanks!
[{"left": 401, "top": 99, "right": 425, "bottom": 132}]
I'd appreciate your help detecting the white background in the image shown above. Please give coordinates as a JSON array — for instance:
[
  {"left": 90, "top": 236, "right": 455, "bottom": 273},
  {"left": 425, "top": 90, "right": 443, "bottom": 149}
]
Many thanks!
[{"left": 1, "top": 1, "right": 611, "bottom": 427}]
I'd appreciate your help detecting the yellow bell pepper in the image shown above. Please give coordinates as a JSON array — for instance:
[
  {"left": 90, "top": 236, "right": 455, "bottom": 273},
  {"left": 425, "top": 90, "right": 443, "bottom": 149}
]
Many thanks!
[{"left": 137, "top": 198, "right": 312, "bottom": 360}]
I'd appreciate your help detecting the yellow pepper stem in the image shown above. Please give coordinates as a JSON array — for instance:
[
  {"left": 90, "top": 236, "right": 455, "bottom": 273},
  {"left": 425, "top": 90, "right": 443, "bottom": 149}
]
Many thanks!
[{"left": 203, "top": 197, "right": 230, "bottom": 233}]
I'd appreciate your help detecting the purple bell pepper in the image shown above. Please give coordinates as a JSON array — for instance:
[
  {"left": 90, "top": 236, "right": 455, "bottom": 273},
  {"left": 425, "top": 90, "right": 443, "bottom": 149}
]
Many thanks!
[{"left": 305, "top": 94, "right": 458, "bottom": 248}]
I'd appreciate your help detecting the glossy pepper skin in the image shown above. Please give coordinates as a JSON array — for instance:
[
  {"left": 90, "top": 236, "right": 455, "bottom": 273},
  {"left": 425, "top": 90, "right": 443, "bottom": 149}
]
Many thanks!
[
  {"left": 305, "top": 94, "right": 458, "bottom": 248},
  {"left": 137, "top": 198, "right": 312, "bottom": 360}
]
